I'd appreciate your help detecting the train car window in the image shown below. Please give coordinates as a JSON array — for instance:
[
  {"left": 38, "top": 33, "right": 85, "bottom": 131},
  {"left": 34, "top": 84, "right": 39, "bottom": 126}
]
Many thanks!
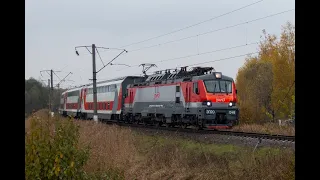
[
  {"left": 110, "top": 84, "right": 115, "bottom": 92},
  {"left": 193, "top": 82, "right": 199, "bottom": 94},
  {"left": 186, "top": 87, "right": 188, "bottom": 97},
  {"left": 124, "top": 89, "right": 128, "bottom": 97},
  {"left": 176, "top": 85, "right": 180, "bottom": 92}
]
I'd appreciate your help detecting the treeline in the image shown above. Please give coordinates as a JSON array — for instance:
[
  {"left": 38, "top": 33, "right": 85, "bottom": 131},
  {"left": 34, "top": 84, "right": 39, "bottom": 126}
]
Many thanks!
[
  {"left": 236, "top": 22, "right": 295, "bottom": 123},
  {"left": 25, "top": 78, "right": 65, "bottom": 117}
]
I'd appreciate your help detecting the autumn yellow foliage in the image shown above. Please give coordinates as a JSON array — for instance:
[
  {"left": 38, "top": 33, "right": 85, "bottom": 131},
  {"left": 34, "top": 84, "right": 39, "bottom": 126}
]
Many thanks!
[{"left": 236, "top": 22, "right": 295, "bottom": 123}]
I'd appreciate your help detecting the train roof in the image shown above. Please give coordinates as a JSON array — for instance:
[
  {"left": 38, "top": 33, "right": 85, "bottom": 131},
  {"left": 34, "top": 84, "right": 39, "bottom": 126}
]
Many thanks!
[
  {"left": 61, "top": 75, "right": 142, "bottom": 93},
  {"left": 195, "top": 73, "right": 233, "bottom": 81},
  {"left": 125, "top": 66, "right": 234, "bottom": 88},
  {"left": 61, "top": 67, "right": 233, "bottom": 93},
  {"left": 143, "top": 66, "right": 233, "bottom": 82}
]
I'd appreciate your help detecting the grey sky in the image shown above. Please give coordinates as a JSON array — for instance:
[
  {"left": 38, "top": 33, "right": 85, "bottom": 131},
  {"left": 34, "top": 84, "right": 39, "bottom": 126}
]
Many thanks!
[{"left": 25, "top": 0, "right": 295, "bottom": 89}]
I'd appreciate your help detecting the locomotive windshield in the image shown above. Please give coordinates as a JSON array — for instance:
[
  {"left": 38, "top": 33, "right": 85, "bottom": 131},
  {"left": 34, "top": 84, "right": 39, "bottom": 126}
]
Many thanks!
[{"left": 204, "top": 80, "right": 232, "bottom": 93}]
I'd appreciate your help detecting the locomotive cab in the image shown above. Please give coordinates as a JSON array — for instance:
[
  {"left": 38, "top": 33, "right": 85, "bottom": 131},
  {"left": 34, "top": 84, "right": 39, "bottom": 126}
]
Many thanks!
[{"left": 198, "top": 72, "right": 239, "bottom": 128}]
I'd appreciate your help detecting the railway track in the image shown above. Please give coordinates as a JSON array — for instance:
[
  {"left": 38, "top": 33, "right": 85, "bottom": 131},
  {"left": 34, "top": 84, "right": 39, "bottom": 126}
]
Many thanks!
[{"left": 105, "top": 121, "right": 295, "bottom": 142}]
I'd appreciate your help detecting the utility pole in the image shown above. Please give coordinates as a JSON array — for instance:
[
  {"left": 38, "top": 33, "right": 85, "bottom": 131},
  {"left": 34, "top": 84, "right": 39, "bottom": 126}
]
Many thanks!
[
  {"left": 40, "top": 69, "right": 73, "bottom": 116},
  {"left": 75, "top": 44, "right": 127, "bottom": 122},
  {"left": 50, "top": 69, "right": 54, "bottom": 114},
  {"left": 48, "top": 79, "right": 51, "bottom": 112},
  {"left": 92, "top": 44, "right": 98, "bottom": 121}
]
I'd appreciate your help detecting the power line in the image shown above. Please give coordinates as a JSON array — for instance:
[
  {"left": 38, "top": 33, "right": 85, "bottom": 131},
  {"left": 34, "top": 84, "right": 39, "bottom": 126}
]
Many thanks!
[
  {"left": 186, "top": 51, "right": 259, "bottom": 67},
  {"left": 119, "top": 0, "right": 265, "bottom": 48},
  {"left": 53, "top": 71, "right": 61, "bottom": 81},
  {"left": 128, "top": 9, "right": 294, "bottom": 52},
  {"left": 118, "top": 41, "right": 259, "bottom": 71},
  {"left": 95, "top": 48, "right": 105, "bottom": 66},
  {"left": 114, "top": 51, "right": 259, "bottom": 79}
]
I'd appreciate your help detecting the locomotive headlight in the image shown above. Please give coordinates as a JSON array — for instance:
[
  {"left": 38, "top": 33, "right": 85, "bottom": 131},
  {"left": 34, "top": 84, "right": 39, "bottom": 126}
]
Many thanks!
[
  {"left": 228, "top": 102, "right": 236, "bottom": 107},
  {"left": 202, "top": 101, "right": 212, "bottom": 107},
  {"left": 215, "top": 72, "right": 222, "bottom": 79}
]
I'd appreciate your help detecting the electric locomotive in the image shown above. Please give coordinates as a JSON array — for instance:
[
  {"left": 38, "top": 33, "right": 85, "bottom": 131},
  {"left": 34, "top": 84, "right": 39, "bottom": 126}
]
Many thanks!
[{"left": 123, "top": 66, "right": 239, "bottom": 129}]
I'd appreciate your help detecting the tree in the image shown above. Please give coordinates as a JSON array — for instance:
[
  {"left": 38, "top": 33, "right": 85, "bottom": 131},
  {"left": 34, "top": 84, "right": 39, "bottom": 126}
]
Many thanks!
[
  {"left": 235, "top": 22, "right": 295, "bottom": 123},
  {"left": 25, "top": 78, "right": 66, "bottom": 117}
]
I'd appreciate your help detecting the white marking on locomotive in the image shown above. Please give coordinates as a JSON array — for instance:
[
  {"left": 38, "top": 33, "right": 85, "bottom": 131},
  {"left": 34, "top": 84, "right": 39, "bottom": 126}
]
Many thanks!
[
  {"left": 205, "top": 109, "right": 216, "bottom": 114},
  {"left": 216, "top": 98, "right": 226, "bottom": 102},
  {"left": 149, "top": 105, "right": 164, "bottom": 108}
]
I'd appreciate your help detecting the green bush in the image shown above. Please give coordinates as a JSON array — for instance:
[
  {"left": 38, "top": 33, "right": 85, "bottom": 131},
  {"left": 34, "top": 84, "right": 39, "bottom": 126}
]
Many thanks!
[{"left": 25, "top": 115, "right": 90, "bottom": 179}]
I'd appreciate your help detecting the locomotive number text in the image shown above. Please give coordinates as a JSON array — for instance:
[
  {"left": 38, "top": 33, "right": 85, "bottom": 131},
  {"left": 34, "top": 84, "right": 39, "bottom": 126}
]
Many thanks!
[{"left": 205, "top": 109, "right": 215, "bottom": 115}]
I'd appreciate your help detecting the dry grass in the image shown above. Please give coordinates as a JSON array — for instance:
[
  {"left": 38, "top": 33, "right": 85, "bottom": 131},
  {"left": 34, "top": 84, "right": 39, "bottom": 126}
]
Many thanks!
[
  {"left": 75, "top": 121, "right": 294, "bottom": 180},
  {"left": 25, "top": 111, "right": 295, "bottom": 180},
  {"left": 75, "top": 121, "right": 136, "bottom": 177},
  {"left": 231, "top": 123, "right": 295, "bottom": 136},
  {"left": 25, "top": 109, "right": 51, "bottom": 133}
]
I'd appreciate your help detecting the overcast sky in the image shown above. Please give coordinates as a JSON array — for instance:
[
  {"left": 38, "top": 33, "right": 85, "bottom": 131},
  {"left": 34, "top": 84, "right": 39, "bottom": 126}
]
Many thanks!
[{"left": 25, "top": 0, "right": 295, "bottom": 89}]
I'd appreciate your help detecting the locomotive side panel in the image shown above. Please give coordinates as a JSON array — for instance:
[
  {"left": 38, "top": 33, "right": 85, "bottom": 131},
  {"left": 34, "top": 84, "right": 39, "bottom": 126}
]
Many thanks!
[
  {"left": 121, "top": 76, "right": 144, "bottom": 113},
  {"left": 125, "top": 83, "right": 186, "bottom": 119}
]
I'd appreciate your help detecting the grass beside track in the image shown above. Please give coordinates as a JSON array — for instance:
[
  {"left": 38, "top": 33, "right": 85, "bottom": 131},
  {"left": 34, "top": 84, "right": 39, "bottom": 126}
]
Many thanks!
[
  {"left": 25, "top": 110, "right": 295, "bottom": 180},
  {"left": 231, "top": 123, "right": 295, "bottom": 136}
]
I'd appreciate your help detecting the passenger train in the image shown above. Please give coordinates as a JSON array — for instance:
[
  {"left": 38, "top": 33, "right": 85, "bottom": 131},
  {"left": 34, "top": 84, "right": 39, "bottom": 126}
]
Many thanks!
[{"left": 59, "top": 66, "right": 239, "bottom": 129}]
